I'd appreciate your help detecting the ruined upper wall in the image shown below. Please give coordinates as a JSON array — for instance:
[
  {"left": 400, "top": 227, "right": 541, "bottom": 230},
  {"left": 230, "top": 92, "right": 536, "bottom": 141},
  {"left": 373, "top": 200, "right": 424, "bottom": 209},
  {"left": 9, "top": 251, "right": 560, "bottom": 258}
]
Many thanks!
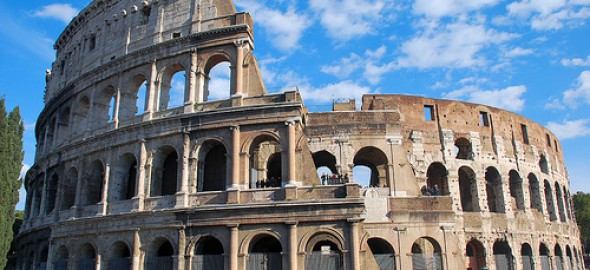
[{"left": 46, "top": 0, "right": 247, "bottom": 103}]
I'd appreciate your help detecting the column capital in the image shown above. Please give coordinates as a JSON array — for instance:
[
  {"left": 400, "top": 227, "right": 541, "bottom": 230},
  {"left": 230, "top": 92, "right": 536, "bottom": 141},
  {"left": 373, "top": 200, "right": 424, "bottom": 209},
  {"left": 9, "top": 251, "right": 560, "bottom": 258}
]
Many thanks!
[
  {"left": 227, "top": 223, "right": 239, "bottom": 229},
  {"left": 230, "top": 125, "right": 240, "bottom": 131},
  {"left": 347, "top": 217, "right": 365, "bottom": 224}
]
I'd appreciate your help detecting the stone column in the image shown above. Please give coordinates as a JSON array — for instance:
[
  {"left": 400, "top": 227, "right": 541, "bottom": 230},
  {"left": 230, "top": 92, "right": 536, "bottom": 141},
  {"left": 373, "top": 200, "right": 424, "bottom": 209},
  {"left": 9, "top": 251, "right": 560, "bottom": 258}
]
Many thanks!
[
  {"left": 185, "top": 51, "right": 198, "bottom": 113},
  {"left": 73, "top": 161, "right": 84, "bottom": 217},
  {"left": 38, "top": 171, "right": 48, "bottom": 218},
  {"left": 229, "top": 126, "right": 241, "bottom": 190},
  {"left": 132, "top": 229, "right": 141, "bottom": 270},
  {"left": 233, "top": 40, "right": 244, "bottom": 97},
  {"left": 135, "top": 139, "right": 147, "bottom": 211},
  {"left": 178, "top": 132, "right": 190, "bottom": 207},
  {"left": 348, "top": 218, "right": 363, "bottom": 270},
  {"left": 195, "top": 70, "right": 206, "bottom": 104},
  {"left": 99, "top": 160, "right": 111, "bottom": 216},
  {"left": 51, "top": 110, "right": 61, "bottom": 148},
  {"left": 46, "top": 240, "right": 54, "bottom": 270},
  {"left": 228, "top": 224, "right": 239, "bottom": 270},
  {"left": 145, "top": 60, "right": 157, "bottom": 119},
  {"left": 178, "top": 228, "right": 186, "bottom": 270},
  {"left": 113, "top": 77, "right": 122, "bottom": 128},
  {"left": 287, "top": 222, "right": 298, "bottom": 270},
  {"left": 286, "top": 121, "right": 296, "bottom": 186}
]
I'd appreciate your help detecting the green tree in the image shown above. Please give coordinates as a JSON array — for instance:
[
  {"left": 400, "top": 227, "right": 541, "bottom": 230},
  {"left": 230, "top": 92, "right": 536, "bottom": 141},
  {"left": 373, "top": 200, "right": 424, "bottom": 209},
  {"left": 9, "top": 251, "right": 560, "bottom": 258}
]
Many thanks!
[
  {"left": 0, "top": 98, "right": 24, "bottom": 269},
  {"left": 573, "top": 192, "right": 590, "bottom": 254}
]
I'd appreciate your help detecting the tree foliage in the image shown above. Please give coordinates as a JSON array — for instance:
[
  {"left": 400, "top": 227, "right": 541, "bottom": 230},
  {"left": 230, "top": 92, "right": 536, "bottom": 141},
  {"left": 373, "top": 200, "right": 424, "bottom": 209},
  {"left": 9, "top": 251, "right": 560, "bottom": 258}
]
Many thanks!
[
  {"left": 0, "top": 98, "right": 24, "bottom": 269},
  {"left": 573, "top": 191, "right": 590, "bottom": 254}
]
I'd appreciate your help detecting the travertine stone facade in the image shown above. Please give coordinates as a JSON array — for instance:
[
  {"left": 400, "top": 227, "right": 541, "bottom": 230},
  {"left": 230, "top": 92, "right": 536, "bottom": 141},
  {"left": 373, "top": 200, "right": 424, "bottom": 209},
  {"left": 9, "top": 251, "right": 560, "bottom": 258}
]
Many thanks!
[{"left": 16, "top": 0, "right": 583, "bottom": 270}]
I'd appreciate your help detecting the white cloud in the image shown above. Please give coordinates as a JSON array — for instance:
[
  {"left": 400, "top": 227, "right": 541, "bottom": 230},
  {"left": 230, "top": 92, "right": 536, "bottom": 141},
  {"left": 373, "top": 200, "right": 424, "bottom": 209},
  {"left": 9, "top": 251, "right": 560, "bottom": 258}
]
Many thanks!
[
  {"left": 413, "top": 0, "right": 499, "bottom": 17},
  {"left": 234, "top": 1, "right": 310, "bottom": 51},
  {"left": 398, "top": 22, "right": 517, "bottom": 69},
  {"left": 208, "top": 62, "right": 231, "bottom": 100},
  {"left": 321, "top": 46, "right": 395, "bottom": 85},
  {"left": 508, "top": 0, "right": 566, "bottom": 17},
  {"left": 563, "top": 70, "right": 590, "bottom": 107},
  {"left": 309, "top": 0, "right": 390, "bottom": 41},
  {"left": 544, "top": 97, "right": 567, "bottom": 110},
  {"left": 321, "top": 53, "right": 364, "bottom": 78},
  {"left": 506, "top": 0, "right": 590, "bottom": 30},
  {"left": 506, "top": 47, "right": 534, "bottom": 57},
  {"left": 443, "top": 85, "right": 527, "bottom": 111},
  {"left": 562, "top": 55, "right": 590, "bottom": 66},
  {"left": 547, "top": 119, "right": 590, "bottom": 139},
  {"left": 531, "top": 7, "right": 590, "bottom": 30},
  {"left": 298, "top": 80, "right": 374, "bottom": 105},
  {"left": 33, "top": 4, "right": 79, "bottom": 24}
]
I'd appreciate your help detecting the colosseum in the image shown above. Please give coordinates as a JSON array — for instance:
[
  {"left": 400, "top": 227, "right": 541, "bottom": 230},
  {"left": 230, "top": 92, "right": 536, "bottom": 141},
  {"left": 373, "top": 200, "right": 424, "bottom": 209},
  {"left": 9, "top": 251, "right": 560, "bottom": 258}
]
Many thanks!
[{"left": 15, "top": 0, "right": 584, "bottom": 270}]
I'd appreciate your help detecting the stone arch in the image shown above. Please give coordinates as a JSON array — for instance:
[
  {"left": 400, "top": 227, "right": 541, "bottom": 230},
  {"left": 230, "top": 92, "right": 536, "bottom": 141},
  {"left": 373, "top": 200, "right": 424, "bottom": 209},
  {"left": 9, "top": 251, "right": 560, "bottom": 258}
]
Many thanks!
[
  {"left": 509, "top": 170, "right": 525, "bottom": 211},
  {"left": 32, "top": 174, "right": 44, "bottom": 217},
  {"left": 60, "top": 166, "right": 78, "bottom": 210},
  {"left": 93, "top": 85, "right": 116, "bottom": 124},
  {"left": 544, "top": 180, "right": 557, "bottom": 221},
  {"left": 38, "top": 246, "right": 49, "bottom": 270},
  {"left": 157, "top": 63, "right": 186, "bottom": 111},
  {"left": 57, "top": 106, "right": 71, "bottom": 141},
  {"left": 493, "top": 240, "right": 513, "bottom": 270},
  {"left": 564, "top": 188, "right": 573, "bottom": 220},
  {"left": 466, "top": 239, "right": 486, "bottom": 270},
  {"left": 353, "top": 146, "right": 388, "bottom": 187},
  {"left": 46, "top": 117, "right": 57, "bottom": 148},
  {"left": 197, "top": 140, "right": 228, "bottom": 192},
  {"left": 299, "top": 229, "right": 346, "bottom": 254},
  {"left": 202, "top": 52, "right": 232, "bottom": 101},
  {"left": 145, "top": 237, "right": 175, "bottom": 270},
  {"left": 485, "top": 166, "right": 505, "bottom": 213},
  {"left": 555, "top": 182, "right": 567, "bottom": 222},
  {"left": 151, "top": 145, "right": 179, "bottom": 196},
  {"left": 247, "top": 134, "right": 283, "bottom": 188},
  {"left": 539, "top": 243, "right": 551, "bottom": 270},
  {"left": 459, "top": 166, "right": 479, "bottom": 212},
  {"left": 73, "top": 95, "right": 91, "bottom": 135},
  {"left": 566, "top": 245, "right": 574, "bottom": 270},
  {"left": 366, "top": 237, "right": 396, "bottom": 270},
  {"left": 454, "top": 137, "right": 473, "bottom": 160},
  {"left": 539, "top": 154, "right": 549, "bottom": 174},
  {"left": 107, "top": 241, "right": 131, "bottom": 270},
  {"left": 411, "top": 237, "right": 443, "bottom": 270},
  {"left": 54, "top": 245, "right": 69, "bottom": 270},
  {"left": 528, "top": 173, "right": 543, "bottom": 212},
  {"left": 426, "top": 162, "right": 448, "bottom": 195},
  {"left": 79, "top": 242, "right": 97, "bottom": 270},
  {"left": 193, "top": 235, "right": 225, "bottom": 270},
  {"left": 305, "top": 231, "right": 346, "bottom": 270},
  {"left": 111, "top": 153, "right": 138, "bottom": 201},
  {"left": 521, "top": 243, "right": 533, "bottom": 270},
  {"left": 82, "top": 160, "right": 104, "bottom": 206},
  {"left": 246, "top": 233, "right": 283, "bottom": 270},
  {"left": 555, "top": 244, "right": 565, "bottom": 270},
  {"left": 120, "top": 74, "right": 148, "bottom": 119},
  {"left": 44, "top": 173, "right": 59, "bottom": 215},
  {"left": 313, "top": 150, "right": 338, "bottom": 185}
]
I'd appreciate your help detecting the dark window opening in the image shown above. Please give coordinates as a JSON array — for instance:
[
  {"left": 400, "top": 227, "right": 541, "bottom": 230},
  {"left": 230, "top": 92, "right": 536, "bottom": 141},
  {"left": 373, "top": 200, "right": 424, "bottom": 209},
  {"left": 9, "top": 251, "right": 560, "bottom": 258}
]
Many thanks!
[
  {"left": 479, "top": 111, "right": 490, "bottom": 126},
  {"left": 521, "top": 124, "right": 529, "bottom": 145},
  {"left": 125, "top": 160, "right": 137, "bottom": 200},
  {"left": 172, "top": 32, "right": 181, "bottom": 38},
  {"left": 424, "top": 105, "right": 434, "bottom": 121},
  {"left": 161, "top": 152, "right": 178, "bottom": 196},
  {"left": 89, "top": 35, "right": 96, "bottom": 51},
  {"left": 455, "top": 138, "right": 473, "bottom": 160},
  {"left": 546, "top": 134, "right": 551, "bottom": 147}
]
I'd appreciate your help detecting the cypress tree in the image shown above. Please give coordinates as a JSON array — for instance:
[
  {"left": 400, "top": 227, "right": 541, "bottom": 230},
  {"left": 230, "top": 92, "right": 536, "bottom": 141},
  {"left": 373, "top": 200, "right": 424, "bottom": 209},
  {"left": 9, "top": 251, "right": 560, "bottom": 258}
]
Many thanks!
[{"left": 0, "top": 98, "right": 24, "bottom": 269}]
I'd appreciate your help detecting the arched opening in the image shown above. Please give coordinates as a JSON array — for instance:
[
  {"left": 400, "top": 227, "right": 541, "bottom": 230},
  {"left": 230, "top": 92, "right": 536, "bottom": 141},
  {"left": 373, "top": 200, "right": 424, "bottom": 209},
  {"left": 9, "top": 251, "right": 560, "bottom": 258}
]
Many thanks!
[
  {"left": 54, "top": 245, "right": 68, "bottom": 270},
  {"left": 459, "top": 166, "right": 478, "bottom": 212},
  {"left": 108, "top": 241, "right": 131, "bottom": 270},
  {"left": 193, "top": 236, "right": 224, "bottom": 270},
  {"left": 45, "top": 174, "right": 59, "bottom": 215},
  {"left": 509, "top": 170, "right": 525, "bottom": 211},
  {"left": 313, "top": 151, "right": 338, "bottom": 185},
  {"left": 145, "top": 239, "right": 174, "bottom": 270},
  {"left": 151, "top": 147, "right": 178, "bottom": 197},
  {"left": 566, "top": 245, "right": 574, "bottom": 270},
  {"left": 555, "top": 182, "right": 566, "bottom": 222},
  {"left": 204, "top": 60, "right": 231, "bottom": 101},
  {"left": 539, "top": 244, "right": 551, "bottom": 270},
  {"left": 247, "top": 235, "right": 283, "bottom": 270},
  {"left": 564, "top": 189, "right": 573, "bottom": 220},
  {"left": 94, "top": 86, "right": 116, "bottom": 124},
  {"left": 46, "top": 118, "right": 56, "bottom": 148},
  {"left": 198, "top": 142, "right": 228, "bottom": 192},
  {"left": 426, "top": 163, "right": 448, "bottom": 196},
  {"left": 555, "top": 244, "right": 564, "bottom": 270},
  {"left": 493, "top": 241, "right": 513, "bottom": 270},
  {"left": 32, "top": 177, "right": 44, "bottom": 217},
  {"left": 411, "top": 237, "right": 443, "bottom": 270},
  {"left": 353, "top": 147, "right": 388, "bottom": 187},
  {"left": 38, "top": 247, "right": 48, "bottom": 270},
  {"left": 79, "top": 243, "right": 97, "bottom": 270},
  {"left": 528, "top": 173, "right": 543, "bottom": 212},
  {"left": 112, "top": 153, "right": 137, "bottom": 201},
  {"left": 57, "top": 106, "right": 71, "bottom": 141},
  {"left": 61, "top": 167, "right": 77, "bottom": 210},
  {"left": 73, "top": 96, "right": 90, "bottom": 134},
  {"left": 539, "top": 155, "right": 549, "bottom": 174},
  {"left": 454, "top": 137, "right": 473, "bottom": 160},
  {"left": 306, "top": 236, "right": 344, "bottom": 270},
  {"left": 521, "top": 243, "right": 533, "bottom": 270},
  {"left": 158, "top": 65, "right": 185, "bottom": 110},
  {"left": 83, "top": 160, "right": 104, "bottom": 206},
  {"left": 485, "top": 167, "right": 505, "bottom": 213},
  {"left": 466, "top": 239, "right": 486, "bottom": 270},
  {"left": 544, "top": 180, "right": 557, "bottom": 221},
  {"left": 119, "top": 74, "right": 148, "bottom": 119},
  {"left": 249, "top": 136, "right": 282, "bottom": 188},
  {"left": 367, "top": 238, "right": 396, "bottom": 270}
]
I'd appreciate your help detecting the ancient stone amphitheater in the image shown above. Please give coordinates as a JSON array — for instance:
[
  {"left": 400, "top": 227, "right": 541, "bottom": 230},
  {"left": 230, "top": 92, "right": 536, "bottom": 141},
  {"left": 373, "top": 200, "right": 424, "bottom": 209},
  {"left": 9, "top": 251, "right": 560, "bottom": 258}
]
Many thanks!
[{"left": 15, "top": 0, "right": 584, "bottom": 270}]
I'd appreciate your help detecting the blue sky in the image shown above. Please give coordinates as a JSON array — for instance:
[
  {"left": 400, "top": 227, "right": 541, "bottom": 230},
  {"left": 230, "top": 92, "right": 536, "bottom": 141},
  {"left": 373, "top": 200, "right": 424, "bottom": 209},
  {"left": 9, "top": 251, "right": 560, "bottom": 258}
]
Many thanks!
[{"left": 1, "top": 0, "right": 590, "bottom": 209}]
